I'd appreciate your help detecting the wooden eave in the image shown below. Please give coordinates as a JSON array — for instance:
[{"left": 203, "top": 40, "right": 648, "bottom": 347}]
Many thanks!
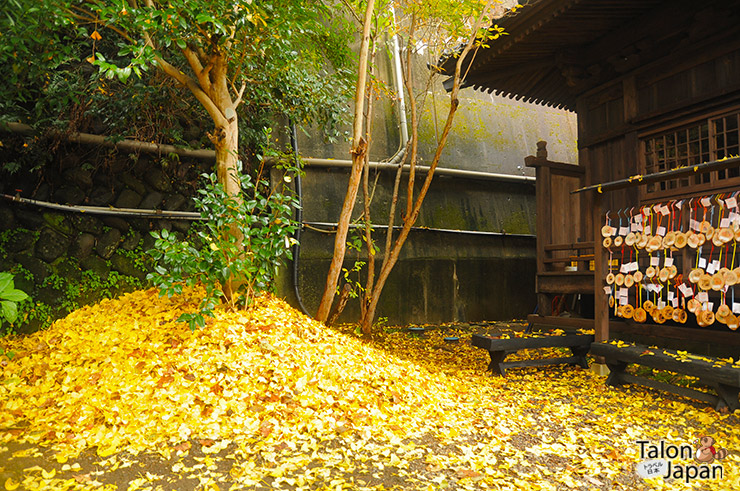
[{"left": 440, "top": 0, "right": 675, "bottom": 109}]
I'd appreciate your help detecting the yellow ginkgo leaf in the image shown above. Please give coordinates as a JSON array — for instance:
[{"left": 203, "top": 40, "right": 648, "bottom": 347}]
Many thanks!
[
  {"left": 4, "top": 478, "right": 20, "bottom": 491},
  {"left": 41, "top": 468, "right": 56, "bottom": 479},
  {"left": 97, "top": 444, "right": 117, "bottom": 458}
]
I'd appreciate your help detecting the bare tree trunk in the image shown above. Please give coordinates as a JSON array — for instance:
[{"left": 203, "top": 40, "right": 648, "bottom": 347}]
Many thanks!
[
  {"left": 360, "top": 95, "right": 460, "bottom": 333},
  {"left": 214, "top": 120, "right": 240, "bottom": 196},
  {"left": 328, "top": 283, "right": 353, "bottom": 326},
  {"left": 359, "top": 1, "right": 495, "bottom": 333},
  {"left": 315, "top": 0, "right": 376, "bottom": 322},
  {"left": 360, "top": 53, "right": 377, "bottom": 322},
  {"left": 404, "top": 14, "right": 418, "bottom": 220}
]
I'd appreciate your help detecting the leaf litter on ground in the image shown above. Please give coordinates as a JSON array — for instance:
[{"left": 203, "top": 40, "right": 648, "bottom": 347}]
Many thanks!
[{"left": 0, "top": 288, "right": 738, "bottom": 490}]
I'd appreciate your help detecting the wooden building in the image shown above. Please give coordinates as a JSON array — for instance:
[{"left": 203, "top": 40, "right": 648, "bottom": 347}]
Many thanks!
[{"left": 442, "top": 0, "right": 740, "bottom": 358}]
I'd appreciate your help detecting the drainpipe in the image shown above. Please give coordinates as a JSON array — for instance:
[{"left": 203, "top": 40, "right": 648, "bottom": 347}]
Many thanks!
[
  {"left": 289, "top": 121, "right": 311, "bottom": 316},
  {"left": 303, "top": 158, "right": 535, "bottom": 183},
  {"left": 389, "top": 8, "right": 409, "bottom": 161}
]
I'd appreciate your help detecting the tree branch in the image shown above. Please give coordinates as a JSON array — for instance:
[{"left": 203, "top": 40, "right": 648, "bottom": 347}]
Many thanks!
[
  {"left": 230, "top": 31, "right": 250, "bottom": 86},
  {"left": 361, "top": 0, "right": 498, "bottom": 332},
  {"left": 211, "top": 51, "right": 231, "bottom": 107},
  {"left": 404, "top": 12, "right": 418, "bottom": 220},
  {"left": 233, "top": 82, "right": 247, "bottom": 108},
  {"left": 140, "top": 29, "right": 227, "bottom": 127},
  {"left": 382, "top": 142, "right": 408, "bottom": 271},
  {"left": 338, "top": 0, "right": 363, "bottom": 25},
  {"left": 181, "top": 45, "right": 212, "bottom": 95},
  {"left": 361, "top": 48, "right": 378, "bottom": 315},
  {"left": 65, "top": 7, "right": 136, "bottom": 44}
]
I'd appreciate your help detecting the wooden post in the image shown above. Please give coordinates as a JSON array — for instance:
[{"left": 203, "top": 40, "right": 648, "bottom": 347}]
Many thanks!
[
  {"left": 537, "top": 163, "right": 553, "bottom": 316},
  {"left": 528, "top": 141, "right": 552, "bottom": 316},
  {"left": 592, "top": 190, "right": 609, "bottom": 373}
]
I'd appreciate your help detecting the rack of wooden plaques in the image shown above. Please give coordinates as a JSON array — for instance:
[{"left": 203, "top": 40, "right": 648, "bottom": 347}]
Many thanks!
[{"left": 601, "top": 193, "right": 740, "bottom": 331}]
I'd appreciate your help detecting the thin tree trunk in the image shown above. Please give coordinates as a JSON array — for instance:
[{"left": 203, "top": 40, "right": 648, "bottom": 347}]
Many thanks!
[
  {"left": 360, "top": 95, "right": 460, "bottom": 333},
  {"left": 359, "top": 1, "right": 495, "bottom": 333},
  {"left": 404, "top": 14, "right": 418, "bottom": 219},
  {"left": 383, "top": 144, "right": 408, "bottom": 271},
  {"left": 361, "top": 53, "right": 377, "bottom": 321},
  {"left": 328, "top": 283, "right": 353, "bottom": 326},
  {"left": 315, "top": 0, "right": 377, "bottom": 322}
]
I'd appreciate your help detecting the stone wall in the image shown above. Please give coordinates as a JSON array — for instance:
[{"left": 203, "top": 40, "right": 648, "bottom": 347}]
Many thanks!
[{"left": 0, "top": 146, "right": 209, "bottom": 332}]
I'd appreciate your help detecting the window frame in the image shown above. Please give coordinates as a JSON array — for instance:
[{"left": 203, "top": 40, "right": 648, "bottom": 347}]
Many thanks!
[{"left": 639, "top": 106, "right": 740, "bottom": 202}]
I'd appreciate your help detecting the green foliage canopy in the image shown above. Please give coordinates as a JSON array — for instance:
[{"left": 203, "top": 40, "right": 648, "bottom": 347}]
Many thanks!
[{"left": 0, "top": 0, "right": 355, "bottom": 163}]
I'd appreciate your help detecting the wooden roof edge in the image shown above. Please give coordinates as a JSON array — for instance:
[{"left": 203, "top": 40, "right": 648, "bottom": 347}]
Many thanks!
[{"left": 437, "top": 0, "right": 558, "bottom": 76}]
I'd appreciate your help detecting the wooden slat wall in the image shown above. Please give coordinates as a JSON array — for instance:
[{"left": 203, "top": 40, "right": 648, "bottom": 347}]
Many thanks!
[{"left": 549, "top": 173, "right": 583, "bottom": 246}]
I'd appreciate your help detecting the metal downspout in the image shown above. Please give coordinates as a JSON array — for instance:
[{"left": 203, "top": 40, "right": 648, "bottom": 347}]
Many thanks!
[
  {"left": 390, "top": 8, "right": 409, "bottom": 159},
  {"left": 289, "top": 122, "right": 311, "bottom": 317}
]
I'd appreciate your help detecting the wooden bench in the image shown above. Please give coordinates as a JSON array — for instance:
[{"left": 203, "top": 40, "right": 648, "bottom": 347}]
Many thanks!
[
  {"left": 471, "top": 333, "right": 594, "bottom": 376},
  {"left": 590, "top": 341, "right": 740, "bottom": 411}
]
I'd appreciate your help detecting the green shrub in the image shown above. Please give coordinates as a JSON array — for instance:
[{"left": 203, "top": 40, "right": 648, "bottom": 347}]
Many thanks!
[
  {"left": 0, "top": 272, "right": 30, "bottom": 335},
  {"left": 146, "top": 166, "right": 299, "bottom": 330}
]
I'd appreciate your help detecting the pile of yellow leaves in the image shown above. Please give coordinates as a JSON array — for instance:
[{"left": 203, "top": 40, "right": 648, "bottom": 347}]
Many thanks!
[{"left": 1, "top": 288, "right": 739, "bottom": 490}]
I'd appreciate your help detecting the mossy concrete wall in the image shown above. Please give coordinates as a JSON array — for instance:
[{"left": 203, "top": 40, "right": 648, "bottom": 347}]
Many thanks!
[
  {"left": 299, "top": 168, "right": 536, "bottom": 234},
  {"left": 275, "top": 164, "right": 538, "bottom": 324},
  {"left": 283, "top": 229, "right": 535, "bottom": 325},
  {"left": 292, "top": 51, "right": 578, "bottom": 177},
  {"left": 278, "top": 47, "right": 577, "bottom": 324}
]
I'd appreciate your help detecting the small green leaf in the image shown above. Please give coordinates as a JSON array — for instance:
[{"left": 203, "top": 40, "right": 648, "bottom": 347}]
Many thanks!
[
  {"left": 1, "top": 290, "right": 28, "bottom": 303},
  {"left": 0, "top": 273, "right": 12, "bottom": 293},
  {"left": 2, "top": 301, "right": 18, "bottom": 324}
]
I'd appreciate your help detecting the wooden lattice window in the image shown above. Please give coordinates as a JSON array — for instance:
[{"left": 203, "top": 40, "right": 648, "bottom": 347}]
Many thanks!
[
  {"left": 642, "top": 109, "right": 740, "bottom": 198},
  {"left": 715, "top": 112, "right": 740, "bottom": 180}
]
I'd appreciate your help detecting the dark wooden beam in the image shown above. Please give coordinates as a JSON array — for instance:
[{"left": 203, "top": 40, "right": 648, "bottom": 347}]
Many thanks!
[
  {"left": 590, "top": 342, "right": 740, "bottom": 386},
  {"left": 527, "top": 315, "right": 594, "bottom": 330},
  {"left": 610, "top": 322, "right": 740, "bottom": 348},
  {"left": 525, "top": 156, "right": 586, "bottom": 176},
  {"left": 472, "top": 333, "right": 594, "bottom": 351},
  {"left": 537, "top": 272, "right": 594, "bottom": 294},
  {"left": 572, "top": 156, "right": 740, "bottom": 194}
]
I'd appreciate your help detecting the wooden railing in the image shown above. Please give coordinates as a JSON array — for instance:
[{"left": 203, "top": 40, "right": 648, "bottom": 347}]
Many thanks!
[
  {"left": 543, "top": 242, "right": 594, "bottom": 270},
  {"left": 525, "top": 141, "right": 593, "bottom": 314}
]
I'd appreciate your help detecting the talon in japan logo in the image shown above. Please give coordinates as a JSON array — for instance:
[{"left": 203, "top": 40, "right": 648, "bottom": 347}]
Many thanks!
[{"left": 635, "top": 436, "right": 728, "bottom": 484}]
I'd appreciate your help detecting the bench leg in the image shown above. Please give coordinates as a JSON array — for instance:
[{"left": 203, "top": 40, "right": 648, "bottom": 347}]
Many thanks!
[
  {"left": 569, "top": 345, "right": 590, "bottom": 369},
  {"left": 715, "top": 384, "right": 740, "bottom": 412},
  {"left": 486, "top": 350, "right": 507, "bottom": 377},
  {"left": 604, "top": 360, "right": 628, "bottom": 386}
]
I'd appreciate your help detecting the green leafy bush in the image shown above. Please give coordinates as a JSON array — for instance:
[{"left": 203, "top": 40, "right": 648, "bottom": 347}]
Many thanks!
[
  {"left": 147, "top": 166, "right": 299, "bottom": 329},
  {"left": 0, "top": 272, "right": 29, "bottom": 332},
  {"left": 0, "top": 228, "right": 150, "bottom": 335}
]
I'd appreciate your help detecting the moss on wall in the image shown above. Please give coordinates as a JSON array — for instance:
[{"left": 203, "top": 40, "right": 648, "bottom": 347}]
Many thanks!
[
  {"left": 431, "top": 202, "right": 468, "bottom": 231},
  {"left": 501, "top": 210, "right": 533, "bottom": 235}
]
